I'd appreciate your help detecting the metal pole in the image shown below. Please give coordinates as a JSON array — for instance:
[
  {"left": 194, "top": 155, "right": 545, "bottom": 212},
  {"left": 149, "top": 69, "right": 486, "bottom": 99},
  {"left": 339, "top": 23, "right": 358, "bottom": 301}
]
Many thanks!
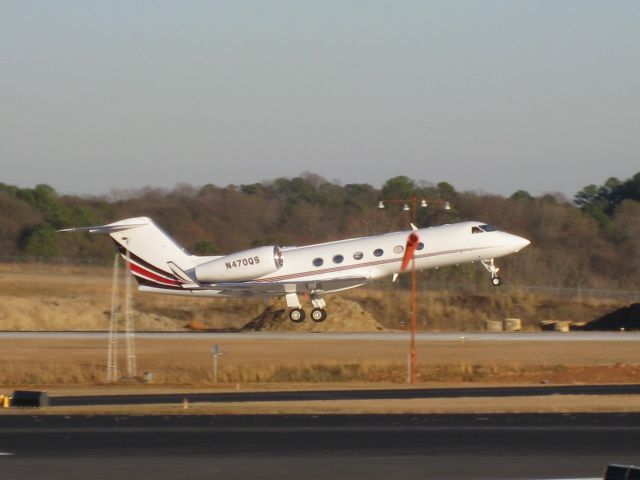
[
  {"left": 124, "top": 242, "right": 137, "bottom": 378},
  {"left": 211, "top": 345, "right": 221, "bottom": 383},
  {"left": 107, "top": 253, "right": 120, "bottom": 383},
  {"left": 409, "top": 196, "right": 417, "bottom": 384},
  {"left": 379, "top": 195, "right": 449, "bottom": 385},
  {"left": 410, "top": 255, "right": 417, "bottom": 384}
]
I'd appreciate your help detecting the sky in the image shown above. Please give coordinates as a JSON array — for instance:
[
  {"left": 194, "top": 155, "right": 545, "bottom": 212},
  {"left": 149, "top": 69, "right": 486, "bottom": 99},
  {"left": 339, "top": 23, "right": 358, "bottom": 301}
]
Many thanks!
[{"left": 1, "top": 1, "right": 639, "bottom": 198}]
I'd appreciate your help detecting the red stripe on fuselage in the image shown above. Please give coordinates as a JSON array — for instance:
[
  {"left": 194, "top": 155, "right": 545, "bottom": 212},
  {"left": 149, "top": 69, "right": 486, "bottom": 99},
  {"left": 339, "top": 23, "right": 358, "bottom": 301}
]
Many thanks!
[{"left": 128, "top": 262, "right": 182, "bottom": 287}]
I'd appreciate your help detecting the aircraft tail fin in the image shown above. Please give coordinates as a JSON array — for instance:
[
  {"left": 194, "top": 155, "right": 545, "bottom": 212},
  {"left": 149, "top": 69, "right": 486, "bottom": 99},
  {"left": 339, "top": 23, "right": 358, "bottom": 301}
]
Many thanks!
[{"left": 61, "top": 217, "right": 202, "bottom": 289}]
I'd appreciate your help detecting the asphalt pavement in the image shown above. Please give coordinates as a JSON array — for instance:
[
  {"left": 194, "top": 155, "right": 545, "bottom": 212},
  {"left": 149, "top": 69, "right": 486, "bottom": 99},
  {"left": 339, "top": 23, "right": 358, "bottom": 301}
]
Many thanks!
[
  {"left": 50, "top": 383, "right": 640, "bottom": 407},
  {"left": 1, "top": 413, "right": 638, "bottom": 479}
]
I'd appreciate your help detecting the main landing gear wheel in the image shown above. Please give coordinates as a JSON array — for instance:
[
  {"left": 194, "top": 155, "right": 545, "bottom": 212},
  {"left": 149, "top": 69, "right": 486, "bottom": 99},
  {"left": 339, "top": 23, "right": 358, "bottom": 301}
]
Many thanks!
[
  {"left": 311, "top": 308, "right": 328, "bottom": 323},
  {"left": 491, "top": 277, "right": 502, "bottom": 287},
  {"left": 289, "top": 308, "right": 306, "bottom": 323}
]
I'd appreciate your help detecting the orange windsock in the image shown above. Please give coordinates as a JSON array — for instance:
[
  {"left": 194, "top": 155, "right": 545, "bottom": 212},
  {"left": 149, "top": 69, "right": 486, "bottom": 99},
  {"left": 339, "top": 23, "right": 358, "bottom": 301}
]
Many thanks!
[{"left": 401, "top": 232, "right": 420, "bottom": 271}]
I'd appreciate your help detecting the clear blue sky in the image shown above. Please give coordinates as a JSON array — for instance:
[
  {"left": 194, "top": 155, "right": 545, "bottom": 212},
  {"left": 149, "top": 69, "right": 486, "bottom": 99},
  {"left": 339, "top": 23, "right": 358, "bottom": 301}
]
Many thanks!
[{"left": 1, "top": 1, "right": 639, "bottom": 197}]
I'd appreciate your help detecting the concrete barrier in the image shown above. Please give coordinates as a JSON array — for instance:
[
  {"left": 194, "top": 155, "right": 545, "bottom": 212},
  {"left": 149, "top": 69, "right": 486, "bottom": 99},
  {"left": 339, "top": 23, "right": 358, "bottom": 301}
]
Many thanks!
[
  {"left": 485, "top": 320, "right": 503, "bottom": 332},
  {"left": 539, "top": 320, "right": 571, "bottom": 332},
  {"left": 554, "top": 321, "right": 571, "bottom": 333},
  {"left": 503, "top": 318, "right": 522, "bottom": 332}
]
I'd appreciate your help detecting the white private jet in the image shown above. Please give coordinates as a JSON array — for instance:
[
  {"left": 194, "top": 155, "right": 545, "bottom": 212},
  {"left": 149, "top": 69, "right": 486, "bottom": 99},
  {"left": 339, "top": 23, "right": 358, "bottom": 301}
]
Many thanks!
[{"left": 61, "top": 217, "right": 530, "bottom": 322}]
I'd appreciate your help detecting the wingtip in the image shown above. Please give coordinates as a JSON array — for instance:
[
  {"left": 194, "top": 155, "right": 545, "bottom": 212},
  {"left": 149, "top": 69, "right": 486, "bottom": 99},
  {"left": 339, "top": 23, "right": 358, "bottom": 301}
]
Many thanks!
[
  {"left": 57, "top": 226, "right": 92, "bottom": 233},
  {"left": 57, "top": 221, "right": 149, "bottom": 234}
]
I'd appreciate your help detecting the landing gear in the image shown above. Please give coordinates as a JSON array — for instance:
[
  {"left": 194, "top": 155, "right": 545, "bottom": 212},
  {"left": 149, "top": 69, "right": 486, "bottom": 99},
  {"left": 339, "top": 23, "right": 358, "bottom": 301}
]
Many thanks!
[
  {"left": 311, "top": 308, "right": 328, "bottom": 322},
  {"left": 285, "top": 293, "right": 329, "bottom": 323},
  {"left": 287, "top": 307, "right": 328, "bottom": 323},
  {"left": 288, "top": 308, "right": 306, "bottom": 323},
  {"left": 481, "top": 259, "right": 502, "bottom": 287}
]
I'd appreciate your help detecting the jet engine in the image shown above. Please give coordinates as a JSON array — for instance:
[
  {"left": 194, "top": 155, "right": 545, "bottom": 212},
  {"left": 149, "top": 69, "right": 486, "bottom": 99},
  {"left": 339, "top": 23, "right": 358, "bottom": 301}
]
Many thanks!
[{"left": 195, "top": 246, "right": 283, "bottom": 283}]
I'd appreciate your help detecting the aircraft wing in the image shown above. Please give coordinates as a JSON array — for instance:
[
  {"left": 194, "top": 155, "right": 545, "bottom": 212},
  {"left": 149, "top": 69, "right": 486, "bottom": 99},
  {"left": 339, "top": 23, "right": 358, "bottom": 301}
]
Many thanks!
[{"left": 210, "top": 276, "right": 370, "bottom": 296}]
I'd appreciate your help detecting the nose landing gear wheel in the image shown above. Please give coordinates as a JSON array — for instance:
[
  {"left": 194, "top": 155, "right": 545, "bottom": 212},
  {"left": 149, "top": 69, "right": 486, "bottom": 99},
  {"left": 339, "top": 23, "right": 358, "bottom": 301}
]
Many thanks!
[
  {"left": 481, "top": 259, "right": 502, "bottom": 287},
  {"left": 289, "top": 308, "right": 306, "bottom": 323},
  {"left": 311, "top": 308, "right": 327, "bottom": 322}
]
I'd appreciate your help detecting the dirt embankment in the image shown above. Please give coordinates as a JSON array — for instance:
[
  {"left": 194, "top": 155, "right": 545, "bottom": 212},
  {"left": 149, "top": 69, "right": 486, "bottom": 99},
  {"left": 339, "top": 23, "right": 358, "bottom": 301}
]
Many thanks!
[
  {"left": 0, "top": 264, "right": 385, "bottom": 332},
  {"left": 0, "top": 263, "right": 626, "bottom": 332}
]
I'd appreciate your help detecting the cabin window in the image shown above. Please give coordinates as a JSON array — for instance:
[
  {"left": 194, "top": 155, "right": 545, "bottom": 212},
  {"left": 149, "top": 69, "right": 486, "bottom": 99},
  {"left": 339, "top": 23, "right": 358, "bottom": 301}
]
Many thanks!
[
  {"left": 393, "top": 245, "right": 404, "bottom": 254},
  {"left": 416, "top": 242, "right": 424, "bottom": 250},
  {"left": 333, "top": 254, "right": 344, "bottom": 264},
  {"left": 472, "top": 226, "right": 483, "bottom": 234},
  {"left": 312, "top": 258, "right": 324, "bottom": 267},
  {"left": 373, "top": 248, "right": 384, "bottom": 257},
  {"left": 353, "top": 252, "right": 364, "bottom": 260}
]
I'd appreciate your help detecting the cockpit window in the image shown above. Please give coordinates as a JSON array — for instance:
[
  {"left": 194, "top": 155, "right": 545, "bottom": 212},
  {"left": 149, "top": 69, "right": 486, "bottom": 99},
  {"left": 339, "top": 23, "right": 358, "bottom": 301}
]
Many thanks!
[
  {"left": 472, "top": 224, "right": 498, "bottom": 234},
  {"left": 479, "top": 224, "right": 497, "bottom": 232}
]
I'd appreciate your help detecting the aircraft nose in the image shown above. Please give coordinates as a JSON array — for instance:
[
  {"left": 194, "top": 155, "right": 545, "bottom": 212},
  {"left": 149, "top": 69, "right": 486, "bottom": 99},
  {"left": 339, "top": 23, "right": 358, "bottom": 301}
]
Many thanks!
[{"left": 511, "top": 235, "right": 530, "bottom": 252}]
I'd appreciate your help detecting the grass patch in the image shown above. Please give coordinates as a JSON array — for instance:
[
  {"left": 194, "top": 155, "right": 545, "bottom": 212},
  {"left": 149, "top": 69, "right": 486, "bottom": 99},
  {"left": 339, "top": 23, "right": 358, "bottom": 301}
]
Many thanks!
[
  {"left": 1, "top": 337, "right": 639, "bottom": 389},
  {"left": 0, "top": 360, "right": 617, "bottom": 387}
]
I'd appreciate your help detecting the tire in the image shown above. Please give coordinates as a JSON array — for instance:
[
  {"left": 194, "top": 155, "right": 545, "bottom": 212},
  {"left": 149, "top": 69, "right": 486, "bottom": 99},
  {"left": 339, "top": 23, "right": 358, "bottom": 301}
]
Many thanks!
[
  {"left": 491, "top": 277, "right": 501, "bottom": 286},
  {"left": 289, "top": 308, "right": 306, "bottom": 323},
  {"left": 311, "top": 308, "right": 327, "bottom": 322}
]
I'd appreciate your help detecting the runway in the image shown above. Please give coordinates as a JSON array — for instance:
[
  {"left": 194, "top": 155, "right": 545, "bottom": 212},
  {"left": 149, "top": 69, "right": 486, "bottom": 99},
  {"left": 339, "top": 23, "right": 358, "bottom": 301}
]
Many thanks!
[
  {"left": 51, "top": 384, "right": 640, "bottom": 407},
  {"left": 1, "top": 331, "right": 640, "bottom": 341},
  {"left": 0, "top": 413, "right": 637, "bottom": 479}
]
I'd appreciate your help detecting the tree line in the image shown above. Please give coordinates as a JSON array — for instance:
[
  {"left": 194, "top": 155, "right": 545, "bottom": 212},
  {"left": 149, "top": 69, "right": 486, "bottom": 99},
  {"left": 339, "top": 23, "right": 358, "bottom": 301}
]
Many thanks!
[{"left": 1, "top": 171, "right": 639, "bottom": 289}]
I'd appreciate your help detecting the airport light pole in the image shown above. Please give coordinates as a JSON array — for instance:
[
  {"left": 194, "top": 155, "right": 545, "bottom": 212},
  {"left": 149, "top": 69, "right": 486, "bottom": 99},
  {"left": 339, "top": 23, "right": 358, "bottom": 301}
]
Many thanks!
[{"left": 378, "top": 196, "right": 451, "bottom": 383}]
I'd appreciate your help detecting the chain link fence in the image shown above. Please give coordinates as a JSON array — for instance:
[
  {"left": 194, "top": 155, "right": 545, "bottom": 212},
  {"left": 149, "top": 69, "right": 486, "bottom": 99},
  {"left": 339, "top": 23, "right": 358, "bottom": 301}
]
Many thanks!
[{"left": 0, "top": 256, "right": 112, "bottom": 267}]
